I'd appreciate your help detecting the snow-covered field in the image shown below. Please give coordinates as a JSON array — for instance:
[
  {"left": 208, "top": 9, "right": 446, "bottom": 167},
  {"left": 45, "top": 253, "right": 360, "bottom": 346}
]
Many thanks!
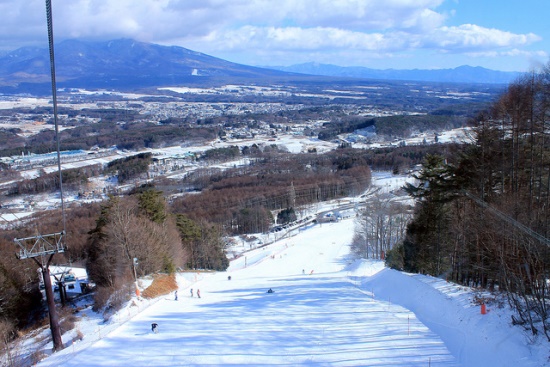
[
  {"left": 0, "top": 118, "right": 467, "bottom": 227},
  {"left": 33, "top": 218, "right": 548, "bottom": 367}
]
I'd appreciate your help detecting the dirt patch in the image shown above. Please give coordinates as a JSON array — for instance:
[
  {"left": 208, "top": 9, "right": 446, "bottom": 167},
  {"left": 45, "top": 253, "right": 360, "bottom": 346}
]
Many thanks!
[{"left": 141, "top": 273, "right": 178, "bottom": 299}]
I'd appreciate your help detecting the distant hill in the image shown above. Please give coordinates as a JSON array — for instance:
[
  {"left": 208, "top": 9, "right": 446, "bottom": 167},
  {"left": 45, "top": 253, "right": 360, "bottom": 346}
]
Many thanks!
[
  {"left": 0, "top": 39, "right": 520, "bottom": 95},
  {"left": 265, "top": 62, "right": 521, "bottom": 85},
  {"left": 0, "top": 39, "right": 298, "bottom": 94}
]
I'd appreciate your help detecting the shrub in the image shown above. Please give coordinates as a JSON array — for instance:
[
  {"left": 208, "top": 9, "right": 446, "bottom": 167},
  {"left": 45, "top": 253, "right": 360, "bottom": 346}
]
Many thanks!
[
  {"left": 92, "top": 282, "right": 132, "bottom": 313},
  {"left": 385, "top": 243, "right": 404, "bottom": 270}
]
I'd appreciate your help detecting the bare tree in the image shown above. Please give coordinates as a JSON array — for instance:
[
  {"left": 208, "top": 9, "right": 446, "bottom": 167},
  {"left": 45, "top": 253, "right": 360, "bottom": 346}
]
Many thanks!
[
  {"left": 104, "top": 197, "right": 140, "bottom": 281},
  {"left": 0, "top": 319, "right": 18, "bottom": 367},
  {"left": 353, "top": 192, "right": 412, "bottom": 259}
]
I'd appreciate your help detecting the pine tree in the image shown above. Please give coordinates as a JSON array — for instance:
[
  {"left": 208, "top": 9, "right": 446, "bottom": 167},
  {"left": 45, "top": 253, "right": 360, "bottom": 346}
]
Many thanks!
[{"left": 402, "top": 154, "right": 454, "bottom": 275}]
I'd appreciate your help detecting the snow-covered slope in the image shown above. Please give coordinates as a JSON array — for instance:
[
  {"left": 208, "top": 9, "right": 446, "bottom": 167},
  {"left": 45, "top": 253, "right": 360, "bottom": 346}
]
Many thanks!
[{"left": 35, "top": 218, "right": 547, "bottom": 367}]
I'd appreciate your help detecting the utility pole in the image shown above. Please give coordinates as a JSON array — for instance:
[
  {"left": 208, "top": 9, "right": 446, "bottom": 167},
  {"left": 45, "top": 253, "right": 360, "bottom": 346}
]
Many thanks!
[{"left": 14, "top": 232, "right": 65, "bottom": 351}]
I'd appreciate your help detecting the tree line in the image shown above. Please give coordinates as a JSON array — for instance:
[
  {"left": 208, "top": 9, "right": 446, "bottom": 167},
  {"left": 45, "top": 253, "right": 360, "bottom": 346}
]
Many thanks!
[
  {"left": 387, "top": 66, "right": 550, "bottom": 340},
  {"left": 0, "top": 121, "right": 219, "bottom": 157},
  {"left": 7, "top": 153, "right": 153, "bottom": 196},
  {"left": 172, "top": 148, "right": 372, "bottom": 234},
  {"left": 106, "top": 153, "right": 152, "bottom": 183},
  {"left": 8, "top": 164, "right": 103, "bottom": 195}
]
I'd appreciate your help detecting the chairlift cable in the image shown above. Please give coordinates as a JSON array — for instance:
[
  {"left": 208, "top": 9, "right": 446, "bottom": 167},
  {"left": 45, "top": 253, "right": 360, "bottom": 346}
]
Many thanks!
[
  {"left": 0, "top": 212, "right": 16, "bottom": 225},
  {"left": 45, "top": 0, "right": 67, "bottom": 235},
  {"left": 0, "top": 203, "right": 25, "bottom": 228},
  {"left": 0, "top": 210, "right": 21, "bottom": 224},
  {"left": 462, "top": 191, "right": 550, "bottom": 247}
]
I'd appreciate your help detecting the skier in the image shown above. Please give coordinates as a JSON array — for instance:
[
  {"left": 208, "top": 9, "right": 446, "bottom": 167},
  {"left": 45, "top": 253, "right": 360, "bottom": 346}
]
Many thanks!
[
  {"left": 151, "top": 323, "right": 158, "bottom": 333},
  {"left": 197, "top": 289, "right": 201, "bottom": 298},
  {"left": 190, "top": 288, "right": 193, "bottom": 297},
  {"left": 174, "top": 290, "right": 178, "bottom": 301}
]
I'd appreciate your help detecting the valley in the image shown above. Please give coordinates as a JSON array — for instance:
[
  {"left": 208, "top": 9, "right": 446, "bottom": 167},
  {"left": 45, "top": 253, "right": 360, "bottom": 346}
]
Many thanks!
[{"left": 0, "top": 83, "right": 473, "bottom": 228}]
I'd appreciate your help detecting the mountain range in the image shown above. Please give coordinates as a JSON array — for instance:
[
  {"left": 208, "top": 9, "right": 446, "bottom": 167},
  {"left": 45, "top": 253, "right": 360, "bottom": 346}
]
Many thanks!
[
  {"left": 0, "top": 38, "right": 520, "bottom": 94},
  {"left": 267, "top": 62, "right": 521, "bottom": 85},
  {"left": 0, "top": 39, "right": 296, "bottom": 94}
]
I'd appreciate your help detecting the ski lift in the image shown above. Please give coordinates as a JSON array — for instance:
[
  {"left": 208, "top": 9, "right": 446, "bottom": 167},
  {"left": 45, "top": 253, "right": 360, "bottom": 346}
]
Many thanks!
[{"left": 12, "top": 0, "right": 67, "bottom": 352}]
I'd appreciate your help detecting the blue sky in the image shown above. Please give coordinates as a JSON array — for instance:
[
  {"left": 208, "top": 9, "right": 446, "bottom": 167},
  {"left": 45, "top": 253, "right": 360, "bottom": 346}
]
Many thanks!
[{"left": 0, "top": 0, "right": 547, "bottom": 72}]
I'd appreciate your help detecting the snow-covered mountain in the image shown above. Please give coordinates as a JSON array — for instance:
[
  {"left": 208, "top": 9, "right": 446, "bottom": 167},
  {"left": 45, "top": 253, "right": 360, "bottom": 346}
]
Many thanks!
[
  {"left": 0, "top": 39, "right": 520, "bottom": 95},
  {"left": 0, "top": 39, "right": 296, "bottom": 93}
]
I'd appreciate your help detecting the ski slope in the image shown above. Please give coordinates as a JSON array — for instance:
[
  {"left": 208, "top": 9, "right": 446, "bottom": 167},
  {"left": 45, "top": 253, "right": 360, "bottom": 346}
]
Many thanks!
[{"left": 37, "top": 218, "right": 545, "bottom": 367}]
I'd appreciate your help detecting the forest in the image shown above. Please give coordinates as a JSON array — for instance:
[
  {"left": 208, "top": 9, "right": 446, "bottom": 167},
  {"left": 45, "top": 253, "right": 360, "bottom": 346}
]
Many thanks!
[
  {"left": 386, "top": 66, "right": 550, "bottom": 340},
  {"left": 172, "top": 148, "right": 372, "bottom": 234}
]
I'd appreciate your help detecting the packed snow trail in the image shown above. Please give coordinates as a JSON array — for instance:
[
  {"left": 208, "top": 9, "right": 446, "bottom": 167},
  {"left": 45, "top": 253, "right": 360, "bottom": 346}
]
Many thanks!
[{"left": 38, "top": 219, "right": 457, "bottom": 366}]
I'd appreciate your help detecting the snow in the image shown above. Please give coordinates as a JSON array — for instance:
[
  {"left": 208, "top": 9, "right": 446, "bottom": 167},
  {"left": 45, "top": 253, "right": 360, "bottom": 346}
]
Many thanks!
[{"left": 33, "top": 218, "right": 548, "bottom": 367}]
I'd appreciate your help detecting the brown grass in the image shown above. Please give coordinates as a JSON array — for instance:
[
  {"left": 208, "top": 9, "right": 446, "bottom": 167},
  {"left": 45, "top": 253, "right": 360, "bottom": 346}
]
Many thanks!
[
  {"left": 75, "top": 329, "right": 84, "bottom": 341},
  {"left": 30, "top": 349, "right": 48, "bottom": 365},
  {"left": 141, "top": 273, "right": 178, "bottom": 299}
]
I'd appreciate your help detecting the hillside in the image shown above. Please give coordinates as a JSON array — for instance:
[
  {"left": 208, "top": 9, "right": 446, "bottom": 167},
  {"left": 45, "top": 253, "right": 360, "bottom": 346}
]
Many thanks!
[
  {"left": 31, "top": 217, "right": 547, "bottom": 367},
  {"left": 0, "top": 39, "right": 299, "bottom": 93}
]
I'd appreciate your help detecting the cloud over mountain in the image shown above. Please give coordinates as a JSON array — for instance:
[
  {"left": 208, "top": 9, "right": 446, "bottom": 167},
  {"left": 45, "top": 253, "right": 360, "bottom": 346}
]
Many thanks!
[{"left": 0, "top": 0, "right": 545, "bottom": 71}]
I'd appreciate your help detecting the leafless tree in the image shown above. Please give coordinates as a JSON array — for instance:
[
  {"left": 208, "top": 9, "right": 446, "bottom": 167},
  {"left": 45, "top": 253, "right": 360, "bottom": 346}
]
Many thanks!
[
  {"left": 0, "top": 318, "right": 19, "bottom": 367},
  {"left": 353, "top": 192, "right": 412, "bottom": 259}
]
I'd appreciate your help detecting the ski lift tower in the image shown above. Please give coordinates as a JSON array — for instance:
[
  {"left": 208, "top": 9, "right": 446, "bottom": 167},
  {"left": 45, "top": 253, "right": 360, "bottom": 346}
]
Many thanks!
[
  {"left": 14, "top": 231, "right": 65, "bottom": 351},
  {"left": 11, "top": 0, "right": 67, "bottom": 351}
]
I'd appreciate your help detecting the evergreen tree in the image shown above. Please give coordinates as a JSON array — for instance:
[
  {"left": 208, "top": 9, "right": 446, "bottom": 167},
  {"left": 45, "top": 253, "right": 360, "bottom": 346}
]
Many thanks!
[
  {"left": 402, "top": 154, "right": 454, "bottom": 275},
  {"left": 176, "top": 214, "right": 229, "bottom": 271},
  {"left": 138, "top": 189, "right": 167, "bottom": 224},
  {"left": 277, "top": 207, "right": 297, "bottom": 225}
]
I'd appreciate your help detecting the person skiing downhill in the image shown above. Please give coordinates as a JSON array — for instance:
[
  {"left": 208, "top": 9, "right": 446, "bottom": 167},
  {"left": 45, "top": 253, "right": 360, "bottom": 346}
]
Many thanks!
[
  {"left": 174, "top": 290, "right": 178, "bottom": 301},
  {"left": 190, "top": 288, "right": 193, "bottom": 297},
  {"left": 197, "top": 289, "right": 201, "bottom": 298}
]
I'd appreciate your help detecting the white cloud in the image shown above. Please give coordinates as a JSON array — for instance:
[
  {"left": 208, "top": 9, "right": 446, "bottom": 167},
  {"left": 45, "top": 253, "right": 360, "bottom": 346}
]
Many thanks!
[
  {"left": 0, "top": 0, "right": 544, "bottom": 71},
  {"left": 0, "top": 0, "right": 448, "bottom": 46},
  {"left": 426, "top": 24, "right": 541, "bottom": 52},
  {"left": 250, "top": 0, "right": 448, "bottom": 31},
  {"left": 203, "top": 26, "right": 399, "bottom": 52},
  {"left": 0, "top": 0, "right": 47, "bottom": 48},
  {"left": 466, "top": 49, "right": 548, "bottom": 59},
  {"left": 189, "top": 24, "right": 540, "bottom": 56}
]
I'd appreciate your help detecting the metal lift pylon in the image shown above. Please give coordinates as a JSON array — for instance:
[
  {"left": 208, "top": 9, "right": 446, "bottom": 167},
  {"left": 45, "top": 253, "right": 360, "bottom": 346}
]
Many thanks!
[{"left": 12, "top": 0, "right": 66, "bottom": 352}]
